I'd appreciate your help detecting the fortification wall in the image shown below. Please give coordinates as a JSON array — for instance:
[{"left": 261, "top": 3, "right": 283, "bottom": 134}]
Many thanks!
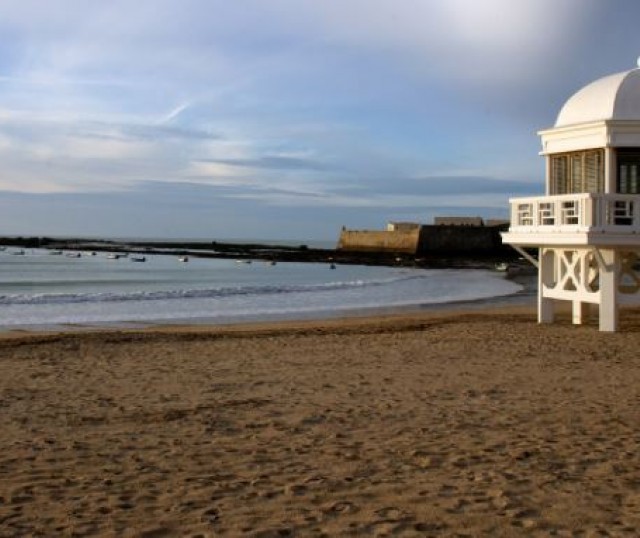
[
  {"left": 337, "top": 229, "right": 420, "bottom": 253},
  {"left": 417, "top": 225, "right": 503, "bottom": 253}
]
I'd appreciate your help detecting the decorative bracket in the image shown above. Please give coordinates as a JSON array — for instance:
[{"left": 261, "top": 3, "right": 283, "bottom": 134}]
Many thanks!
[{"left": 509, "top": 245, "right": 539, "bottom": 268}]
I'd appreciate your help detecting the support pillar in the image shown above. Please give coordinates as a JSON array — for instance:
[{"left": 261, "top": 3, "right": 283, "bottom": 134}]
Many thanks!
[
  {"left": 598, "top": 249, "right": 619, "bottom": 332},
  {"left": 572, "top": 301, "right": 589, "bottom": 325},
  {"left": 538, "top": 248, "right": 555, "bottom": 323}
]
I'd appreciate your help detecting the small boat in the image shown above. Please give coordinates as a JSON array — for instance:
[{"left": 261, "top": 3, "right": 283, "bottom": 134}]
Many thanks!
[
  {"left": 494, "top": 262, "right": 510, "bottom": 272},
  {"left": 107, "top": 253, "right": 121, "bottom": 260},
  {"left": 235, "top": 259, "right": 252, "bottom": 264},
  {"left": 131, "top": 256, "right": 146, "bottom": 262},
  {"left": 86, "top": 251, "right": 97, "bottom": 256},
  {"left": 11, "top": 249, "right": 25, "bottom": 256},
  {"left": 49, "top": 250, "right": 63, "bottom": 255},
  {"left": 65, "top": 252, "right": 81, "bottom": 258},
  {"left": 178, "top": 256, "right": 189, "bottom": 263},
  {"left": 330, "top": 263, "right": 336, "bottom": 270},
  {"left": 0, "top": 246, "right": 6, "bottom": 251}
]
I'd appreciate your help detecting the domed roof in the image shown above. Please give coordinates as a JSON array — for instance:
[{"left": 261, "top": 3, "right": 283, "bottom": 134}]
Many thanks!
[{"left": 555, "top": 68, "right": 640, "bottom": 127}]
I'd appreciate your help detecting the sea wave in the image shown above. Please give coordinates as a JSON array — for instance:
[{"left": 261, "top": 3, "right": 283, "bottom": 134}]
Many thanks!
[{"left": 0, "top": 275, "right": 423, "bottom": 306}]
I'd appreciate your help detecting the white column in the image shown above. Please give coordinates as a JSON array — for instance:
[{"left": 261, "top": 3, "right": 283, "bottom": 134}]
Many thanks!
[
  {"left": 538, "top": 248, "right": 555, "bottom": 323},
  {"left": 545, "top": 156, "right": 551, "bottom": 195},
  {"left": 604, "top": 147, "right": 615, "bottom": 194},
  {"left": 573, "top": 251, "right": 590, "bottom": 324},
  {"left": 572, "top": 301, "right": 589, "bottom": 325},
  {"left": 598, "top": 249, "right": 618, "bottom": 332}
]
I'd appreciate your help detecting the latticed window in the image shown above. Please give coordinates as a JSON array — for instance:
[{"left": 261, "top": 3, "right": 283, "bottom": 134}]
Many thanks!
[
  {"left": 617, "top": 149, "right": 640, "bottom": 194},
  {"left": 550, "top": 150, "right": 604, "bottom": 194}
]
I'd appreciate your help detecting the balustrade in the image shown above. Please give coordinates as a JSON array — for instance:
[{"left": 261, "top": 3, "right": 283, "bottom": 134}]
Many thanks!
[{"left": 509, "top": 194, "right": 640, "bottom": 233}]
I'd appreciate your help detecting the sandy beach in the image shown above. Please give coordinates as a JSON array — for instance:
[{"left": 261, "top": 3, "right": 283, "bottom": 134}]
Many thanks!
[{"left": 1, "top": 305, "right": 640, "bottom": 537}]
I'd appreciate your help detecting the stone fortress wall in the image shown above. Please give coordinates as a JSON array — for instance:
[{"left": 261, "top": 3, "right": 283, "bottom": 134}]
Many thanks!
[
  {"left": 337, "top": 220, "right": 509, "bottom": 255},
  {"left": 337, "top": 229, "right": 421, "bottom": 253}
]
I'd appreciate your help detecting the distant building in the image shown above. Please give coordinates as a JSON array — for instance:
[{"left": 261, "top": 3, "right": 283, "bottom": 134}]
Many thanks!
[
  {"left": 485, "top": 219, "right": 510, "bottom": 228},
  {"left": 386, "top": 222, "right": 421, "bottom": 232},
  {"left": 434, "top": 216, "right": 484, "bottom": 227}
]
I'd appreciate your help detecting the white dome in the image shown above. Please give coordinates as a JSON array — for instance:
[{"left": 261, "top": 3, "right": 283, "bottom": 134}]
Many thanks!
[{"left": 555, "top": 69, "right": 640, "bottom": 127}]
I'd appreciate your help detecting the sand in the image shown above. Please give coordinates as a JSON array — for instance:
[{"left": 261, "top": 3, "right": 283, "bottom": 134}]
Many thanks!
[{"left": 1, "top": 306, "right": 640, "bottom": 537}]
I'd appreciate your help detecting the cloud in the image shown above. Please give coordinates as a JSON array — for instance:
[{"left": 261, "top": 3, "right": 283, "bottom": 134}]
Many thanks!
[
  {"left": 338, "top": 176, "right": 540, "bottom": 197},
  {"left": 160, "top": 102, "right": 191, "bottom": 124},
  {"left": 296, "top": 0, "right": 599, "bottom": 85},
  {"left": 0, "top": 1, "right": 601, "bottom": 94},
  {"left": 114, "top": 122, "right": 219, "bottom": 142},
  {"left": 198, "top": 155, "right": 331, "bottom": 172}
]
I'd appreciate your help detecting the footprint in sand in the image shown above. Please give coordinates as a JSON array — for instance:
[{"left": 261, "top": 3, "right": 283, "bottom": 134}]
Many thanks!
[
  {"left": 508, "top": 507, "right": 540, "bottom": 529},
  {"left": 303, "top": 475, "right": 326, "bottom": 486},
  {"left": 324, "top": 500, "right": 357, "bottom": 515},
  {"left": 135, "top": 527, "right": 175, "bottom": 538},
  {"left": 374, "top": 506, "right": 407, "bottom": 522},
  {"left": 201, "top": 507, "right": 220, "bottom": 524},
  {"left": 413, "top": 522, "right": 448, "bottom": 532},
  {"left": 284, "top": 484, "right": 308, "bottom": 496}
]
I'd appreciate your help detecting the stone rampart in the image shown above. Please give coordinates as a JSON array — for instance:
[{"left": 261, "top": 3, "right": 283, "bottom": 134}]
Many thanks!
[
  {"left": 337, "top": 229, "right": 420, "bottom": 253},
  {"left": 417, "top": 225, "right": 503, "bottom": 253}
]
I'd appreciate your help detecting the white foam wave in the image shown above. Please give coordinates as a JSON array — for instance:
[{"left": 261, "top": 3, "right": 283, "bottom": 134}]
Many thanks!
[{"left": 0, "top": 275, "right": 421, "bottom": 306}]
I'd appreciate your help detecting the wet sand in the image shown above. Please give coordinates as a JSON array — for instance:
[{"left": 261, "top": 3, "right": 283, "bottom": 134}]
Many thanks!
[{"left": 1, "top": 305, "right": 640, "bottom": 536}]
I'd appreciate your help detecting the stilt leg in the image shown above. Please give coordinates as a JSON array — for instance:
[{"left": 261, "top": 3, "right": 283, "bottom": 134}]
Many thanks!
[
  {"left": 598, "top": 250, "right": 618, "bottom": 332},
  {"left": 572, "top": 301, "right": 589, "bottom": 325},
  {"left": 539, "top": 296, "right": 555, "bottom": 324},
  {"left": 538, "top": 248, "right": 555, "bottom": 324}
]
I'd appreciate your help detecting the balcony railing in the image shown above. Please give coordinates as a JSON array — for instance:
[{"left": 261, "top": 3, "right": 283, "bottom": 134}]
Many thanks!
[{"left": 509, "top": 193, "right": 640, "bottom": 233}]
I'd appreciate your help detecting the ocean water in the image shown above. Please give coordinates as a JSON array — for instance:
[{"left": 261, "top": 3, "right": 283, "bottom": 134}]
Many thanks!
[{"left": 0, "top": 248, "right": 522, "bottom": 329}]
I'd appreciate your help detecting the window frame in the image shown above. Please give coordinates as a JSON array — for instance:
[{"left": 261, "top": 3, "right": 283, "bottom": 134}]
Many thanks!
[
  {"left": 549, "top": 149, "right": 604, "bottom": 195},
  {"left": 617, "top": 148, "right": 640, "bottom": 195}
]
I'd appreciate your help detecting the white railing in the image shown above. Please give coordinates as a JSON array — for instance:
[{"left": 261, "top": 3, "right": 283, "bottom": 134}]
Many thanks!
[{"left": 509, "top": 193, "right": 640, "bottom": 233}]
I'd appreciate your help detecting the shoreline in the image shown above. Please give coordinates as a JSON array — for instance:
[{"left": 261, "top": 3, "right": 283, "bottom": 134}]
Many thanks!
[
  {"left": 4, "top": 301, "right": 640, "bottom": 343},
  {"left": 0, "top": 271, "right": 536, "bottom": 335},
  {"left": 0, "top": 303, "right": 539, "bottom": 341}
]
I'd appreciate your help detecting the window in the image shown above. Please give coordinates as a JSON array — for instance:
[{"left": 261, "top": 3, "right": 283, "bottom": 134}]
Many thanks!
[
  {"left": 617, "top": 149, "right": 640, "bottom": 194},
  {"left": 570, "top": 154, "right": 583, "bottom": 193},
  {"left": 550, "top": 150, "right": 604, "bottom": 194},
  {"left": 551, "top": 155, "right": 568, "bottom": 194},
  {"left": 584, "top": 151, "right": 602, "bottom": 193}
]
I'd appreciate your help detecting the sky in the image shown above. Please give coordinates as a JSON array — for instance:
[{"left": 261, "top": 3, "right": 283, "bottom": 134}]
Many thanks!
[{"left": 1, "top": 0, "right": 640, "bottom": 242}]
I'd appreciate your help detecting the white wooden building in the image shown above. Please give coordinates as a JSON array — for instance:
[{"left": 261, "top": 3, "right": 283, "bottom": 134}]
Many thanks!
[{"left": 502, "top": 63, "right": 640, "bottom": 331}]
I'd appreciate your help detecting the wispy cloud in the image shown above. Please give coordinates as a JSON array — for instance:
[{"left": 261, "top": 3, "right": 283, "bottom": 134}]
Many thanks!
[
  {"left": 160, "top": 102, "right": 191, "bottom": 124},
  {"left": 198, "top": 155, "right": 331, "bottom": 172}
]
